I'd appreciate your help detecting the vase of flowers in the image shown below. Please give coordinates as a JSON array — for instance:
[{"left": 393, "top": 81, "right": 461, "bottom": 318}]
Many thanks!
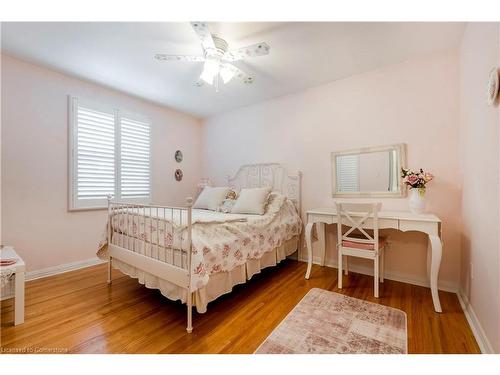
[{"left": 401, "top": 168, "right": 434, "bottom": 214}]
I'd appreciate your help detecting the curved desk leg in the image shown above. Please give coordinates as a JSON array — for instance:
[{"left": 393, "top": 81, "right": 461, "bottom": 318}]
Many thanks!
[
  {"left": 317, "top": 222, "right": 326, "bottom": 266},
  {"left": 305, "top": 223, "right": 314, "bottom": 279},
  {"left": 428, "top": 234, "right": 443, "bottom": 313},
  {"left": 426, "top": 240, "right": 431, "bottom": 281}
]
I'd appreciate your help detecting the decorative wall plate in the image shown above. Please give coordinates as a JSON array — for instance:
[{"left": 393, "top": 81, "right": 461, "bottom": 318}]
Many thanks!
[
  {"left": 487, "top": 67, "right": 499, "bottom": 106},
  {"left": 175, "top": 169, "right": 183, "bottom": 181},
  {"left": 175, "top": 150, "right": 183, "bottom": 163}
]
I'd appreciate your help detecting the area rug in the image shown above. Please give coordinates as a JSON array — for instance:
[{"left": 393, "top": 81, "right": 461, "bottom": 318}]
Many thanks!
[{"left": 255, "top": 288, "right": 407, "bottom": 354}]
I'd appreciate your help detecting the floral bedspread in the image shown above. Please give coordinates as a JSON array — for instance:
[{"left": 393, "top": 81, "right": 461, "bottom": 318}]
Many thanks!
[{"left": 97, "top": 193, "right": 302, "bottom": 291}]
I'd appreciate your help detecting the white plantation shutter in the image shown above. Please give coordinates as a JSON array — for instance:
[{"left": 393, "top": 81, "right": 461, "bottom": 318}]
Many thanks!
[
  {"left": 72, "top": 102, "right": 116, "bottom": 208},
  {"left": 336, "top": 155, "right": 360, "bottom": 192},
  {"left": 120, "top": 116, "right": 151, "bottom": 198},
  {"left": 69, "top": 97, "right": 151, "bottom": 210}
]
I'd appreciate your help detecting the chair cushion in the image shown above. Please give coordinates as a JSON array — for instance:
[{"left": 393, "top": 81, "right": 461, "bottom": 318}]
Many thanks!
[{"left": 342, "top": 237, "right": 386, "bottom": 250}]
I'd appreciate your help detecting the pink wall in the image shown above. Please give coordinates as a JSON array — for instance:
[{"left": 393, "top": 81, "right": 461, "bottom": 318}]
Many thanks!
[
  {"left": 1, "top": 54, "right": 203, "bottom": 272},
  {"left": 2, "top": 28, "right": 499, "bottom": 351},
  {"left": 202, "top": 51, "right": 462, "bottom": 290},
  {"left": 459, "top": 23, "right": 500, "bottom": 353}
]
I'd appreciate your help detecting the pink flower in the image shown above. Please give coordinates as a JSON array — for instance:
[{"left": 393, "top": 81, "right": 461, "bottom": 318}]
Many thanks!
[
  {"left": 222, "top": 244, "right": 230, "bottom": 258},
  {"left": 407, "top": 174, "right": 419, "bottom": 185},
  {"left": 211, "top": 264, "right": 222, "bottom": 273},
  {"left": 194, "top": 262, "right": 206, "bottom": 276},
  {"left": 234, "top": 249, "right": 243, "bottom": 261}
]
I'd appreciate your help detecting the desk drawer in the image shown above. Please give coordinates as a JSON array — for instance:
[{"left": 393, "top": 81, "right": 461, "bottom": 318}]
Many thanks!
[
  {"left": 308, "top": 214, "right": 335, "bottom": 224},
  {"left": 337, "top": 217, "right": 398, "bottom": 230},
  {"left": 399, "top": 220, "right": 438, "bottom": 236}
]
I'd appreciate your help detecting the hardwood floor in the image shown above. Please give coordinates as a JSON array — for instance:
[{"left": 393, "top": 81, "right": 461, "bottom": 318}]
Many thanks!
[{"left": 0, "top": 260, "right": 480, "bottom": 354}]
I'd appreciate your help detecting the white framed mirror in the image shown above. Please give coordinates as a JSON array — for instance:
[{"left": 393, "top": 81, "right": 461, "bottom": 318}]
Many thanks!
[{"left": 331, "top": 143, "right": 407, "bottom": 198}]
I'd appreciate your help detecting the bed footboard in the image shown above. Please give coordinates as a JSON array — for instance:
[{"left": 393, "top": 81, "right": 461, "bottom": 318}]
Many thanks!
[{"left": 106, "top": 196, "right": 194, "bottom": 333}]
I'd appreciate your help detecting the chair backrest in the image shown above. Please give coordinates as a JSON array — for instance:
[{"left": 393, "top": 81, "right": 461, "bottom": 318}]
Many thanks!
[{"left": 336, "top": 202, "right": 382, "bottom": 250}]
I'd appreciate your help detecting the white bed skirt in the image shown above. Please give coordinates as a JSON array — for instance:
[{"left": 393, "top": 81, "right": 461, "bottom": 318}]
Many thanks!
[{"left": 111, "top": 236, "right": 299, "bottom": 313}]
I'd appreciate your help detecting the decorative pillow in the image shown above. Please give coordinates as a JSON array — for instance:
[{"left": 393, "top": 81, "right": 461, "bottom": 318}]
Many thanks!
[
  {"left": 193, "top": 186, "right": 230, "bottom": 211},
  {"left": 219, "top": 198, "right": 237, "bottom": 213},
  {"left": 218, "top": 190, "right": 238, "bottom": 213},
  {"left": 231, "top": 187, "right": 272, "bottom": 215},
  {"left": 225, "top": 189, "right": 238, "bottom": 200}
]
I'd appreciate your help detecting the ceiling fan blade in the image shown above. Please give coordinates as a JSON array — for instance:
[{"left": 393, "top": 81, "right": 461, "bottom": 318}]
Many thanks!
[
  {"left": 224, "top": 42, "right": 270, "bottom": 62},
  {"left": 225, "top": 64, "right": 254, "bottom": 85},
  {"left": 154, "top": 54, "right": 204, "bottom": 62},
  {"left": 190, "top": 21, "right": 216, "bottom": 53}
]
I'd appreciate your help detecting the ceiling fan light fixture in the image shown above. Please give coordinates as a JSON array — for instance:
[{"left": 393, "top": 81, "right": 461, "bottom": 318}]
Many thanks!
[
  {"left": 220, "top": 64, "right": 235, "bottom": 84},
  {"left": 200, "top": 58, "right": 220, "bottom": 85},
  {"left": 155, "top": 22, "right": 270, "bottom": 91}
]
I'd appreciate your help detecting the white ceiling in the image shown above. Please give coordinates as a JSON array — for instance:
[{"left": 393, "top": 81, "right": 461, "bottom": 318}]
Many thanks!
[{"left": 1, "top": 22, "right": 465, "bottom": 118}]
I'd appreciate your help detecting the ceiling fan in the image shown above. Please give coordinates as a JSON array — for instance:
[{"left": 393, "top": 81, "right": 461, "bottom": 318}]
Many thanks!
[{"left": 154, "top": 22, "right": 271, "bottom": 92}]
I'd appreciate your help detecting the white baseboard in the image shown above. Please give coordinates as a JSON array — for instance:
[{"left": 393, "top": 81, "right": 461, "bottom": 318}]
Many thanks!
[
  {"left": 298, "top": 256, "right": 458, "bottom": 293},
  {"left": 26, "top": 257, "right": 106, "bottom": 281},
  {"left": 457, "top": 290, "right": 495, "bottom": 354}
]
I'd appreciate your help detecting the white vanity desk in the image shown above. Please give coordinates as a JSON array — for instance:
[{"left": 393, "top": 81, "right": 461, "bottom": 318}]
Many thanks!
[{"left": 304, "top": 208, "right": 443, "bottom": 313}]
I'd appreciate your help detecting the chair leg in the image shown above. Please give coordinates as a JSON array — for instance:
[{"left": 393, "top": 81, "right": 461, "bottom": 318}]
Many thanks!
[
  {"left": 374, "top": 256, "right": 379, "bottom": 298},
  {"left": 344, "top": 255, "right": 349, "bottom": 275},
  {"left": 380, "top": 249, "right": 385, "bottom": 283},
  {"left": 107, "top": 257, "right": 112, "bottom": 284},
  {"left": 338, "top": 249, "right": 343, "bottom": 289},
  {"left": 186, "top": 291, "right": 193, "bottom": 333}
]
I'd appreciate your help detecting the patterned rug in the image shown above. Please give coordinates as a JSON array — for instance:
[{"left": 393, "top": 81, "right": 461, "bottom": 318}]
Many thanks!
[{"left": 255, "top": 288, "right": 407, "bottom": 354}]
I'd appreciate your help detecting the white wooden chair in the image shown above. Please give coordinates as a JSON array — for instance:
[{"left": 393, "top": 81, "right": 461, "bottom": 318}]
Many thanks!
[{"left": 336, "top": 202, "right": 386, "bottom": 298}]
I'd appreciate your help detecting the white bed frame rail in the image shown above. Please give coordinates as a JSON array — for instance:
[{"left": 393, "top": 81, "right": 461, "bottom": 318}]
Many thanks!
[{"left": 106, "top": 197, "right": 194, "bottom": 332}]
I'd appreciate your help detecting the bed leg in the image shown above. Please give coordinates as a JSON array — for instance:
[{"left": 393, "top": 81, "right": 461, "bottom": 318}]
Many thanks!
[
  {"left": 186, "top": 291, "right": 193, "bottom": 333},
  {"left": 107, "top": 257, "right": 112, "bottom": 284}
]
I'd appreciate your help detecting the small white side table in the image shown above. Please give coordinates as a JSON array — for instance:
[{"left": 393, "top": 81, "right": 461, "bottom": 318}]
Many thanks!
[{"left": 1, "top": 246, "right": 25, "bottom": 325}]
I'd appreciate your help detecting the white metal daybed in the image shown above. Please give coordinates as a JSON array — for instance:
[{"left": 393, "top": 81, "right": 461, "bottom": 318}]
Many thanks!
[{"left": 98, "top": 163, "right": 302, "bottom": 333}]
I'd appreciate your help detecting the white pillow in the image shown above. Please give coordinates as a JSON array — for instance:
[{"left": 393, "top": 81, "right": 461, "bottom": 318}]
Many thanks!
[
  {"left": 231, "top": 187, "right": 272, "bottom": 215},
  {"left": 193, "top": 186, "right": 230, "bottom": 211}
]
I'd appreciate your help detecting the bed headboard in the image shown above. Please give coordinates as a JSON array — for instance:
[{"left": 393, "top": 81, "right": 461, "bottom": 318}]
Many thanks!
[{"left": 227, "top": 163, "right": 302, "bottom": 214}]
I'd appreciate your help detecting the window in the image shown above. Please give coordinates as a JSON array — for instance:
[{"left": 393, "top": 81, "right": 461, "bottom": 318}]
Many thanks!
[
  {"left": 69, "top": 96, "right": 151, "bottom": 210},
  {"left": 336, "top": 154, "right": 360, "bottom": 192}
]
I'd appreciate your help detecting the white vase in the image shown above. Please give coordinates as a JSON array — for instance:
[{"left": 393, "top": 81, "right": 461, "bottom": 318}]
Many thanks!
[{"left": 409, "top": 188, "right": 426, "bottom": 214}]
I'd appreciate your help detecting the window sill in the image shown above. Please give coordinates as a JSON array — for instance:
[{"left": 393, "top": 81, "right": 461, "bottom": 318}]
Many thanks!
[{"left": 68, "top": 206, "right": 108, "bottom": 212}]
